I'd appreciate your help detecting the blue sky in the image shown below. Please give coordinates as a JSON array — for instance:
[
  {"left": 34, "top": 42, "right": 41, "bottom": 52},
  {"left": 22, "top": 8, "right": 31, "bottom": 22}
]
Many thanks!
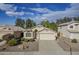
[{"left": 0, "top": 3, "right": 79, "bottom": 25}]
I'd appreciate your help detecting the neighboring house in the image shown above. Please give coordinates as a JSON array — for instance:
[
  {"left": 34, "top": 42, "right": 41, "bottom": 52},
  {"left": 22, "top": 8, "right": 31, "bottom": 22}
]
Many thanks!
[
  {"left": 33, "top": 25, "right": 57, "bottom": 40},
  {"left": 0, "top": 25, "right": 25, "bottom": 39},
  {"left": 58, "top": 21, "right": 79, "bottom": 41}
]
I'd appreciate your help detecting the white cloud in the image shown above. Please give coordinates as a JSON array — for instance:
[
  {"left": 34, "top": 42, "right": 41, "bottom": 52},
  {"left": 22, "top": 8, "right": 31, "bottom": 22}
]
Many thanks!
[
  {"left": 0, "top": 3, "right": 17, "bottom": 12},
  {"left": 5, "top": 11, "right": 34, "bottom": 16},
  {"left": 25, "top": 12, "right": 34, "bottom": 15},
  {"left": 30, "top": 8, "right": 53, "bottom": 13},
  {"left": 0, "top": 4, "right": 34, "bottom": 17},
  {"left": 30, "top": 3, "right": 79, "bottom": 23},
  {"left": 5, "top": 11, "right": 25, "bottom": 16}
]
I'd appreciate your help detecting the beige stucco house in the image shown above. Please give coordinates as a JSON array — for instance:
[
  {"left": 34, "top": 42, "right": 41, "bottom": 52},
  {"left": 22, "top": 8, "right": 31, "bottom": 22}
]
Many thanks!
[
  {"left": 58, "top": 21, "right": 79, "bottom": 41},
  {"left": 33, "top": 25, "right": 57, "bottom": 40},
  {"left": 0, "top": 25, "right": 57, "bottom": 40},
  {"left": 0, "top": 25, "right": 25, "bottom": 39}
]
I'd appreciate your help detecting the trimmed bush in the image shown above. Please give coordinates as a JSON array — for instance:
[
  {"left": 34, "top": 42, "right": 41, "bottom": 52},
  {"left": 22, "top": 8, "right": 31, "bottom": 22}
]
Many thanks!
[
  {"left": 71, "top": 39, "right": 78, "bottom": 43},
  {"left": 2, "top": 34, "right": 14, "bottom": 41},
  {"left": 34, "top": 29, "right": 38, "bottom": 32},
  {"left": 8, "top": 39, "right": 17, "bottom": 46}
]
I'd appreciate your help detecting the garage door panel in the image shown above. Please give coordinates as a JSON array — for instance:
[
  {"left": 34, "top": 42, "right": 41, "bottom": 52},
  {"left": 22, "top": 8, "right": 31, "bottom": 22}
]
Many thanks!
[{"left": 40, "top": 33, "right": 55, "bottom": 40}]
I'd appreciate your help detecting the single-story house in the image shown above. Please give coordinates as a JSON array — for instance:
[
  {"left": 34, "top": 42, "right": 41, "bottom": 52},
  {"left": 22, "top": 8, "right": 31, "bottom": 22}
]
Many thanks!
[
  {"left": 0, "top": 25, "right": 25, "bottom": 39},
  {"left": 32, "top": 25, "right": 57, "bottom": 40},
  {"left": 0, "top": 25, "right": 57, "bottom": 40},
  {"left": 58, "top": 21, "right": 79, "bottom": 41}
]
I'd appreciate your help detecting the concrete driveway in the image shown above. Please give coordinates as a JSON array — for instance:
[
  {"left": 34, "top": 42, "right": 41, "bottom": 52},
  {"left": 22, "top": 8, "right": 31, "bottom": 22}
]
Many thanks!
[
  {"left": 39, "top": 40, "right": 63, "bottom": 51},
  {"left": 38, "top": 40, "right": 70, "bottom": 55}
]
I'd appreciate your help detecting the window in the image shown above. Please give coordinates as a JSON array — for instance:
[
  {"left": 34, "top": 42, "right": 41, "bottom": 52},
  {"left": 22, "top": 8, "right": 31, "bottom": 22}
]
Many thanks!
[
  {"left": 70, "top": 25, "right": 73, "bottom": 28},
  {"left": 26, "top": 32, "right": 31, "bottom": 37}
]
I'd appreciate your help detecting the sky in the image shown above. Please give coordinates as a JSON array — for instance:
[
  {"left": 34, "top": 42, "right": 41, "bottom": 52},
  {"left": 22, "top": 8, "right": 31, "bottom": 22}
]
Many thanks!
[{"left": 0, "top": 3, "right": 79, "bottom": 25}]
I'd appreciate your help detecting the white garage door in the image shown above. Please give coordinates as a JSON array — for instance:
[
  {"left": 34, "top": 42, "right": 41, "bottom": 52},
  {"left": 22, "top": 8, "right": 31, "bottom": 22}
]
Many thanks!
[{"left": 39, "top": 33, "right": 56, "bottom": 40}]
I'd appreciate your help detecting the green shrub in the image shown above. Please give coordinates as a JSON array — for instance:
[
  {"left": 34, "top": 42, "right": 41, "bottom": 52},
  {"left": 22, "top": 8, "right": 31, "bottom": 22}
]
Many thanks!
[
  {"left": 8, "top": 39, "right": 17, "bottom": 46},
  {"left": 71, "top": 39, "right": 78, "bottom": 43},
  {"left": 34, "top": 29, "right": 38, "bottom": 32}
]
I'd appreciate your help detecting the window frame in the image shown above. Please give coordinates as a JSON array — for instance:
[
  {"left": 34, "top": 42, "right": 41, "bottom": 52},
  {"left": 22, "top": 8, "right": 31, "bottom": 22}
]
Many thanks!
[{"left": 26, "top": 32, "right": 31, "bottom": 37}]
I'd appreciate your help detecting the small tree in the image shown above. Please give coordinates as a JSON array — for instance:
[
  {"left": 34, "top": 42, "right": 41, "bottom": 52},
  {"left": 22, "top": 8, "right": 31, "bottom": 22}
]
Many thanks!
[
  {"left": 15, "top": 18, "right": 25, "bottom": 28},
  {"left": 25, "top": 19, "right": 36, "bottom": 29}
]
